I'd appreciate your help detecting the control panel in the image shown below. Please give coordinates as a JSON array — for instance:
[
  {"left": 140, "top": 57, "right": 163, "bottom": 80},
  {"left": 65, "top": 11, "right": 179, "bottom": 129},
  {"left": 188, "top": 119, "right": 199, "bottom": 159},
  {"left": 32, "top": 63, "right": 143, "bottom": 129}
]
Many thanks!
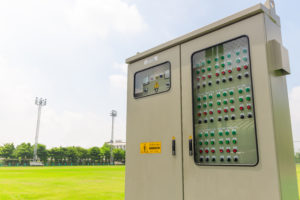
[{"left": 192, "top": 36, "right": 258, "bottom": 166}]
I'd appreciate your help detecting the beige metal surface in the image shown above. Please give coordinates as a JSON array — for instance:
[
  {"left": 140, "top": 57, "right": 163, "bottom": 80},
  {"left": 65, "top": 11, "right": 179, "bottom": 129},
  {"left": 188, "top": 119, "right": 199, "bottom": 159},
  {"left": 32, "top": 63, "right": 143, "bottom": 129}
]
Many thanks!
[
  {"left": 125, "top": 46, "right": 183, "bottom": 200},
  {"left": 125, "top": 2, "right": 298, "bottom": 200}
]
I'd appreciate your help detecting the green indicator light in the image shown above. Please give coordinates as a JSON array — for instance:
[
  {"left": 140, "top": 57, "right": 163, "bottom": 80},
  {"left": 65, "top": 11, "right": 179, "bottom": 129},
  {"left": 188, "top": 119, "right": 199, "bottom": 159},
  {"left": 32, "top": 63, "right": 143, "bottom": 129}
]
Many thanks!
[
  {"left": 201, "top": 62, "right": 205, "bottom": 66},
  {"left": 221, "top": 55, "right": 225, "bottom": 60},
  {"left": 219, "top": 140, "right": 223, "bottom": 144},
  {"left": 203, "top": 96, "right": 207, "bottom": 100},
  {"left": 215, "top": 65, "right": 219, "bottom": 69},
  {"left": 238, "top": 89, "right": 243, "bottom": 94},
  {"left": 199, "top": 141, "right": 203, "bottom": 145},
  {"left": 196, "top": 70, "right": 200, "bottom": 74},
  {"left": 227, "top": 62, "right": 232, "bottom": 66},
  {"left": 236, "top": 51, "right": 240, "bottom": 56},
  {"left": 246, "top": 96, "right": 251, "bottom": 101},
  {"left": 227, "top": 54, "right": 231, "bottom": 58},
  {"left": 217, "top": 101, "right": 221, "bottom": 106},
  {"left": 243, "top": 49, "right": 248, "bottom": 54},
  {"left": 203, "top": 103, "right": 207, "bottom": 108},
  {"left": 205, "top": 133, "right": 208, "bottom": 137},
  {"left": 205, "top": 141, "right": 209, "bottom": 145},
  {"left": 197, "top": 97, "right": 201, "bottom": 102},
  {"left": 232, "top": 130, "right": 237, "bottom": 135},
  {"left": 226, "top": 140, "right": 230, "bottom": 144},
  {"left": 198, "top": 133, "right": 202, "bottom": 137},
  {"left": 223, "top": 92, "right": 227, "bottom": 97},
  {"left": 218, "top": 132, "right": 223, "bottom": 136},
  {"left": 196, "top": 64, "right": 200, "bottom": 67},
  {"left": 229, "top": 91, "right": 234, "bottom": 95},
  {"left": 233, "top": 140, "right": 237, "bottom": 144},
  {"left": 215, "top": 58, "right": 219, "bottom": 62},
  {"left": 209, "top": 95, "right": 213, "bottom": 99},
  {"left": 230, "top": 99, "right": 234, "bottom": 104},
  {"left": 210, "top": 132, "right": 215, "bottom": 137},
  {"left": 223, "top": 100, "right": 228, "bottom": 105},
  {"left": 197, "top": 104, "right": 201, "bottom": 109},
  {"left": 243, "top": 57, "right": 248, "bottom": 62},
  {"left": 207, "top": 67, "right": 211, "bottom": 71},
  {"left": 236, "top": 59, "right": 241, "bottom": 63},
  {"left": 221, "top": 63, "right": 225, "bottom": 67},
  {"left": 217, "top": 93, "right": 221, "bottom": 98},
  {"left": 201, "top": 68, "right": 205, "bottom": 73},
  {"left": 207, "top": 60, "right": 211, "bottom": 64},
  {"left": 246, "top": 87, "right": 251, "bottom": 92},
  {"left": 209, "top": 103, "right": 213, "bottom": 107},
  {"left": 239, "top": 97, "right": 244, "bottom": 102},
  {"left": 225, "top": 131, "right": 229, "bottom": 136},
  {"left": 211, "top": 141, "right": 215, "bottom": 145}
]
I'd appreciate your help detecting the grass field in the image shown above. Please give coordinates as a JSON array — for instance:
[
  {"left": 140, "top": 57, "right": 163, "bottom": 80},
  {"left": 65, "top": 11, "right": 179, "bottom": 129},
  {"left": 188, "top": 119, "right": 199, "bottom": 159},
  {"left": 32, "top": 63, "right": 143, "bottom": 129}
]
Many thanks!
[
  {"left": 1, "top": 165, "right": 300, "bottom": 199},
  {"left": 0, "top": 166, "right": 125, "bottom": 200}
]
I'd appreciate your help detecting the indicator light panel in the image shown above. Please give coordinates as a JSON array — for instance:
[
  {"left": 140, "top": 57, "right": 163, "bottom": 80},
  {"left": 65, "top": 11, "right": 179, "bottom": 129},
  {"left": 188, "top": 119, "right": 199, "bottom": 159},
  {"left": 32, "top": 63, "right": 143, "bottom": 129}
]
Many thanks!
[{"left": 192, "top": 36, "right": 258, "bottom": 166}]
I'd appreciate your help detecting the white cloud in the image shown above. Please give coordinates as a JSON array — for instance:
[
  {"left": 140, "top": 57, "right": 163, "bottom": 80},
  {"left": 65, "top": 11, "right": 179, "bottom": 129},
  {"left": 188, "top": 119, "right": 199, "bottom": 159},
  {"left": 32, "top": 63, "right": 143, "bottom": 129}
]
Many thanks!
[
  {"left": 113, "top": 62, "right": 128, "bottom": 74},
  {"left": 109, "top": 74, "right": 127, "bottom": 90},
  {"left": 66, "top": 0, "right": 147, "bottom": 38},
  {"left": 289, "top": 86, "right": 300, "bottom": 151}
]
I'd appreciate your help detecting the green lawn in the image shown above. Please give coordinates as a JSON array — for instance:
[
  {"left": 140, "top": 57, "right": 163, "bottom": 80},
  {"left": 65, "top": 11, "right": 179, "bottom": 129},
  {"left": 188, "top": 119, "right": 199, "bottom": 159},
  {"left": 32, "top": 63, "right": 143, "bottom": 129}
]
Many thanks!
[{"left": 0, "top": 166, "right": 125, "bottom": 200}]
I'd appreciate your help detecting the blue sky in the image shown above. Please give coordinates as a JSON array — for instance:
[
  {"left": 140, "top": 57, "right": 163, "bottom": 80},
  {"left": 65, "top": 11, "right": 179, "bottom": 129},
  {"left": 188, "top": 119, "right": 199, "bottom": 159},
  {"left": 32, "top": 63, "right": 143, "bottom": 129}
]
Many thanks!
[{"left": 0, "top": 0, "right": 300, "bottom": 150}]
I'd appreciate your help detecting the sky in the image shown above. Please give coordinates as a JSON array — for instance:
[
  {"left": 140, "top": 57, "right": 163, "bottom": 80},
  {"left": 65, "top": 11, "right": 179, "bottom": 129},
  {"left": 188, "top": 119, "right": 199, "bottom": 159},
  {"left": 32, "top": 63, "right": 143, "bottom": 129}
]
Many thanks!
[{"left": 0, "top": 0, "right": 300, "bottom": 150}]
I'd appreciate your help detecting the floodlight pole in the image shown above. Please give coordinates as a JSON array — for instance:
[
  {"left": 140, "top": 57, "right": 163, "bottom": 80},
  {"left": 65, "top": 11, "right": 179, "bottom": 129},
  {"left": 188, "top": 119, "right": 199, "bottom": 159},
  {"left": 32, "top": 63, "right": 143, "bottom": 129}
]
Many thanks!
[
  {"left": 110, "top": 110, "right": 117, "bottom": 165},
  {"left": 33, "top": 97, "right": 47, "bottom": 162}
]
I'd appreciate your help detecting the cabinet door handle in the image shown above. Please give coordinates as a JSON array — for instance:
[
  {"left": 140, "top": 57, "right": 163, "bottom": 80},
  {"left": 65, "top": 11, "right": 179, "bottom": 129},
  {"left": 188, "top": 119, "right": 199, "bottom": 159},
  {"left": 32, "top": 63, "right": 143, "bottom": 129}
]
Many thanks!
[
  {"left": 189, "top": 136, "right": 193, "bottom": 156},
  {"left": 172, "top": 137, "right": 176, "bottom": 156}
]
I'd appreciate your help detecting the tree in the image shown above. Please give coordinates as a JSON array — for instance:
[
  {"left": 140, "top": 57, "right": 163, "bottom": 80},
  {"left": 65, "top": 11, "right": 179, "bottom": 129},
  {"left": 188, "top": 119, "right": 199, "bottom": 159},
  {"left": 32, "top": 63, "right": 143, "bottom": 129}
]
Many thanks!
[
  {"left": 0, "top": 143, "right": 15, "bottom": 159},
  {"left": 14, "top": 143, "right": 33, "bottom": 160},
  {"left": 66, "top": 147, "right": 79, "bottom": 163},
  {"left": 36, "top": 144, "right": 48, "bottom": 163},
  {"left": 48, "top": 147, "right": 63, "bottom": 163},
  {"left": 113, "top": 148, "right": 125, "bottom": 162},
  {"left": 76, "top": 147, "right": 88, "bottom": 163},
  {"left": 88, "top": 147, "right": 100, "bottom": 162},
  {"left": 101, "top": 143, "right": 111, "bottom": 163}
]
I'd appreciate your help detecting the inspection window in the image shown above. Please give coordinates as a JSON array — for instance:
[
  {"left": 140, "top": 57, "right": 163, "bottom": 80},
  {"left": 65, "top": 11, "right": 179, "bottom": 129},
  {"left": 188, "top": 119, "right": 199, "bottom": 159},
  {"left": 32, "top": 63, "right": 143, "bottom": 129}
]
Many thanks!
[{"left": 134, "top": 62, "right": 171, "bottom": 98}]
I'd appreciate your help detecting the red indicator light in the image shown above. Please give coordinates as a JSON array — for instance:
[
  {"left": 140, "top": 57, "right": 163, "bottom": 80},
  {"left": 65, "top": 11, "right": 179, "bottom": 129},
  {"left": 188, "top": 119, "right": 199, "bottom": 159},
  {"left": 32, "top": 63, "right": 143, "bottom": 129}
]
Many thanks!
[
  {"left": 226, "top": 149, "right": 231, "bottom": 153},
  {"left": 216, "top": 73, "right": 220, "bottom": 77},
  {"left": 247, "top": 105, "right": 252, "bottom": 110},
  {"left": 222, "top": 71, "right": 226, "bottom": 75},
  {"left": 230, "top": 108, "right": 235, "bottom": 112},
  {"left": 197, "top": 77, "right": 200, "bottom": 81},
  {"left": 202, "top": 76, "right": 206, "bottom": 80},
  {"left": 237, "top": 67, "right": 241, "bottom": 71},
  {"left": 211, "top": 149, "right": 215, "bottom": 153},
  {"left": 228, "top": 69, "right": 232, "bottom": 73},
  {"left": 200, "top": 150, "right": 203, "bottom": 154},
  {"left": 239, "top": 106, "right": 244, "bottom": 111},
  {"left": 220, "top": 149, "right": 224, "bottom": 153},
  {"left": 233, "top": 149, "right": 237, "bottom": 153},
  {"left": 209, "top": 111, "right": 213, "bottom": 115},
  {"left": 244, "top": 65, "right": 248, "bottom": 69},
  {"left": 204, "top": 111, "right": 207, "bottom": 116},
  {"left": 208, "top": 75, "right": 212, "bottom": 78},
  {"left": 217, "top": 109, "right": 221, "bottom": 114},
  {"left": 224, "top": 109, "right": 228, "bottom": 113},
  {"left": 205, "top": 150, "right": 209, "bottom": 154},
  {"left": 197, "top": 113, "right": 201, "bottom": 117}
]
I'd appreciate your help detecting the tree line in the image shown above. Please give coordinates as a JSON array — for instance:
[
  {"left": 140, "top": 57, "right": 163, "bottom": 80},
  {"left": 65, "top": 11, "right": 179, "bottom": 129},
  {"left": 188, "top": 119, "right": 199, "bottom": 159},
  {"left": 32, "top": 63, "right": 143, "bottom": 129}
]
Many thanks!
[{"left": 0, "top": 143, "right": 125, "bottom": 166}]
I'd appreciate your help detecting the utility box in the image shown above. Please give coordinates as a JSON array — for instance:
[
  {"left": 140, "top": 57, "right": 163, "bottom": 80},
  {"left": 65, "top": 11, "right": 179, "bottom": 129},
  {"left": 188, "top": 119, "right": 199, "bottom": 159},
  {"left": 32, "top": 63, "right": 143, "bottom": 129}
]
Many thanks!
[{"left": 125, "top": 2, "right": 298, "bottom": 200}]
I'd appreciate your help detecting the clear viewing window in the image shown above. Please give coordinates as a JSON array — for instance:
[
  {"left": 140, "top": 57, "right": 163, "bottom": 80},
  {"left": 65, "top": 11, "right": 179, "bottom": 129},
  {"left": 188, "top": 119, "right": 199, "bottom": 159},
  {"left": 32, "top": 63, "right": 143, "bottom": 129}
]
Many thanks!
[{"left": 134, "top": 62, "right": 171, "bottom": 98}]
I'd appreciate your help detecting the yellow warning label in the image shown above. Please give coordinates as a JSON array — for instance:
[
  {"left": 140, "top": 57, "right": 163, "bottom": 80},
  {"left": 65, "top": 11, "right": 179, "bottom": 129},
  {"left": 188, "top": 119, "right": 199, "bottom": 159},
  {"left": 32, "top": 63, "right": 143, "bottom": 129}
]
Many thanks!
[{"left": 140, "top": 142, "right": 161, "bottom": 154}]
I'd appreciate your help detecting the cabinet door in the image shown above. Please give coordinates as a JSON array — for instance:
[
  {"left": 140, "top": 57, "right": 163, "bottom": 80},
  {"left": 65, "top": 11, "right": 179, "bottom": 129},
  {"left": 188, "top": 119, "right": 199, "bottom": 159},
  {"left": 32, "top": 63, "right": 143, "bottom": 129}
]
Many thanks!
[
  {"left": 181, "top": 14, "right": 281, "bottom": 200},
  {"left": 125, "top": 46, "right": 183, "bottom": 200}
]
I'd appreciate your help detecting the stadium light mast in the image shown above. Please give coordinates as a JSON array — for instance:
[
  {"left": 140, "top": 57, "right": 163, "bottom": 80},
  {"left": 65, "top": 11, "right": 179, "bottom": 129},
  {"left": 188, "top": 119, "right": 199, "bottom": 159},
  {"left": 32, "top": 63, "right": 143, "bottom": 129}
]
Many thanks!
[
  {"left": 110, "top": 110, "right": 117, "bottom": 165},
  {"left": 33, "top": 97, "right": 47, "bottom": 162}
]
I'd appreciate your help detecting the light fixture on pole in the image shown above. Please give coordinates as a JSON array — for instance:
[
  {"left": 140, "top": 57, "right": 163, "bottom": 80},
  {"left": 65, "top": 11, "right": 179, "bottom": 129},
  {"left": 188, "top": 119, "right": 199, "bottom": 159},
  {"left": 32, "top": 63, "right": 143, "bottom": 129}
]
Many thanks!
[
  {"left": 110, "top": 110, "right": 117, "bottom": 165},
  {"left": 33, "top": 97, "right": 47, "bottom": 163}
]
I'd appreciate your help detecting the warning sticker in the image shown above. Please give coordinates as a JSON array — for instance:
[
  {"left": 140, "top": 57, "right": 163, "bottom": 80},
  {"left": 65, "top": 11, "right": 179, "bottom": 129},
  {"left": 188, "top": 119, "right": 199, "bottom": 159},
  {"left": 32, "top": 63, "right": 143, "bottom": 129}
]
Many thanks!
[{"left": 140, "top": 142, "right": 161, "bottom": 154}]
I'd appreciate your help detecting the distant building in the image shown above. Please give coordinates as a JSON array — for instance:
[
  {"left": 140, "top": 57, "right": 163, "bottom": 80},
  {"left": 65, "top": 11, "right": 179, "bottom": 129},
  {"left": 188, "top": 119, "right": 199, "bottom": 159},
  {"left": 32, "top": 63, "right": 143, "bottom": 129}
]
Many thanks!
[{"left": 106, "top": 140, "right": 126, "bottom": 150}]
